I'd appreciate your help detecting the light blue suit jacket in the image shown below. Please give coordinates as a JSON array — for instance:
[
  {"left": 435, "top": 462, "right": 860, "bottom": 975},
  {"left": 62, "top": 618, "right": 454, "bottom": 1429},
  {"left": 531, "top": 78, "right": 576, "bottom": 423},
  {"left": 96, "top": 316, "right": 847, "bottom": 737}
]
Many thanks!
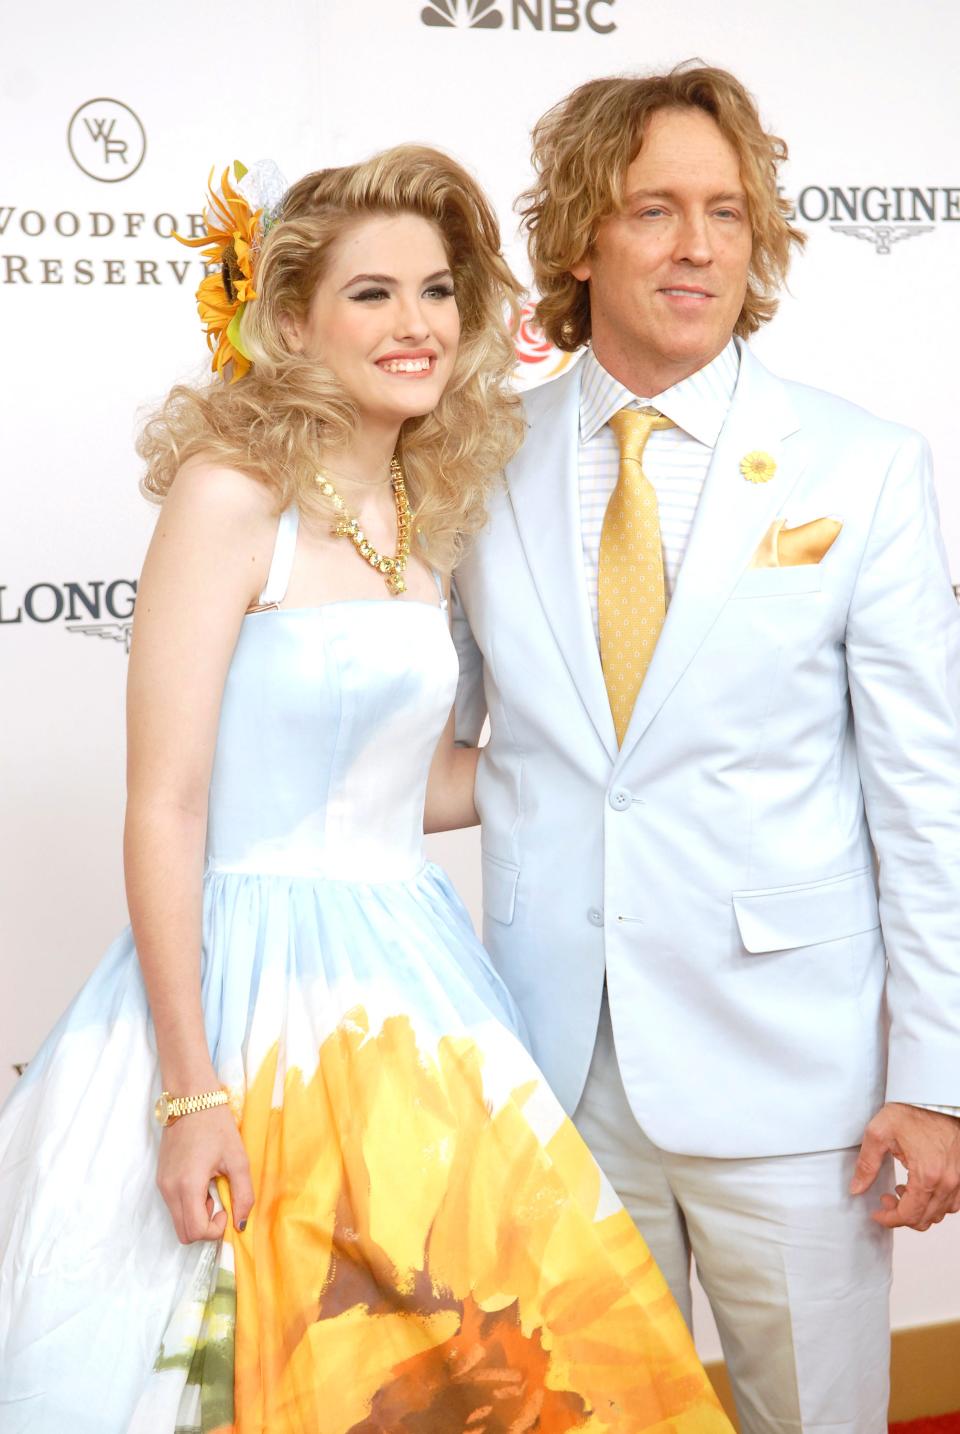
[{"left": 453, "top": 343, "right": 960, "bottom": 1158}]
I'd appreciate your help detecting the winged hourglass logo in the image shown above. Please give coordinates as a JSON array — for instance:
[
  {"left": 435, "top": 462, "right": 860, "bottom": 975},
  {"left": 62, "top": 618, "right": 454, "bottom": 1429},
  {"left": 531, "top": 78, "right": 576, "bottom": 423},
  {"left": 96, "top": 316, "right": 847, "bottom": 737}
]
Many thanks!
[
  {"left": 831, "top": 224, "right": 935, "bottom": 255},
  {"left": 68, "top": 621, "right": 134, "bottom": 652},
  {"left": 421, "top": 0, "right": 503, "bottom": 26}
]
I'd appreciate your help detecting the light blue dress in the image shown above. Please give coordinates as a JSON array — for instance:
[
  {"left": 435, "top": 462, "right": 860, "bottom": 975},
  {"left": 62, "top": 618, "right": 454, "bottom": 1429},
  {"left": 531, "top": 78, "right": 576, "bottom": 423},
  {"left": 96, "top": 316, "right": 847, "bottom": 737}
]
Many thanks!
[{"left": 0, "top": 509, "right": 729, "bottom": 1434}]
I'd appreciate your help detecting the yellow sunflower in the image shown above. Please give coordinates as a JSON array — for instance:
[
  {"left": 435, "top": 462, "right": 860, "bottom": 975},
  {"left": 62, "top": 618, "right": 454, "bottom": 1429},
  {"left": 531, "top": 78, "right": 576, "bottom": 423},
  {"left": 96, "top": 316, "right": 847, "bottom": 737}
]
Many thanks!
[
  {"left": 220, "top": 1011, "right": 731, "bottom": 1433},
  {"left": 175, "top": 163, "right": 261, "bottom": 382}
]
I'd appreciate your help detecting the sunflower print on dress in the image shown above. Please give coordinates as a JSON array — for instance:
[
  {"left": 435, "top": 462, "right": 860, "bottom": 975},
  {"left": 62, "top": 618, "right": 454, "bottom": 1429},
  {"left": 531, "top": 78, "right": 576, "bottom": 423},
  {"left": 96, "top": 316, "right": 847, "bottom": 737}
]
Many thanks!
[{"left": 159, "top": 1008, "right": 731, "bottom": 1433}]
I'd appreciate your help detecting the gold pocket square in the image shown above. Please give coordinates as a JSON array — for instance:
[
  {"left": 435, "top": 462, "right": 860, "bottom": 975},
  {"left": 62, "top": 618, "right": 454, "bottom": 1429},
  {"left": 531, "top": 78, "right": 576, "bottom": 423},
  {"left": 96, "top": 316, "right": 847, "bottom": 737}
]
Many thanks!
[{"left": 750, "top": 517, "right": 843, "bottom": 569}]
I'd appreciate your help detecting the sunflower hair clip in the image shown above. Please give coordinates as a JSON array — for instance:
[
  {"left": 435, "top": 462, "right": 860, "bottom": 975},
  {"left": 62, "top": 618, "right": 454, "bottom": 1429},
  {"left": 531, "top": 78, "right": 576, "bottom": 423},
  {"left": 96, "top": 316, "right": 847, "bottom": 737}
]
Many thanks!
[{"left": 175, "top": 158, "right": 286, "bottom": 382}]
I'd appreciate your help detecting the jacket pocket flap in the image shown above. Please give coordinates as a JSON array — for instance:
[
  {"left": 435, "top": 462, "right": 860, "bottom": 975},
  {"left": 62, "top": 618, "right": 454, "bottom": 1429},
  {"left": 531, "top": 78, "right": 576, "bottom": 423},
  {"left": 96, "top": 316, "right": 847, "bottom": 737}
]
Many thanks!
[
  {"left": 482, "top": 852, "right": 520, "bottom": 925},
  {"left": 733, "top": 867, "right": 879, "bottom": 954}
]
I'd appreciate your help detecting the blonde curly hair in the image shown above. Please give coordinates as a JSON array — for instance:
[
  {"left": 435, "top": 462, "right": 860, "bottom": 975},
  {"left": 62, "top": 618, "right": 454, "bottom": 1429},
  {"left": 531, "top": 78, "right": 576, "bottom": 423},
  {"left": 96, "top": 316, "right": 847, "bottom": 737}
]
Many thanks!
[
  {"left": 139, "top": 145, "right": 524, "bottom": 572},
  {"left": 519, "top": 64, "right": 806, "bottom": 351}
]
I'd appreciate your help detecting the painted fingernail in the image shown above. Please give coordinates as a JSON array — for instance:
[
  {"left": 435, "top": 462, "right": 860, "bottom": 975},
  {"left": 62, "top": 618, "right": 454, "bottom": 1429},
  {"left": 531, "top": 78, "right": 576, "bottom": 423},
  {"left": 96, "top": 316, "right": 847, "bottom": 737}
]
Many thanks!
[{"left": 238, "top": 1219, "right": 247, "bottom": 1232}]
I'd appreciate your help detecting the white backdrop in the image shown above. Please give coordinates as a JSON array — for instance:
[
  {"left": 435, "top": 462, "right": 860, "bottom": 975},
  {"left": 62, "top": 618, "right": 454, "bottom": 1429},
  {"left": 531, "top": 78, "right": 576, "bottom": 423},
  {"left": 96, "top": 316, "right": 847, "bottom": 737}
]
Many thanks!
[{"left": 2, "top": 0, "right": 958, "bottom": 1364}]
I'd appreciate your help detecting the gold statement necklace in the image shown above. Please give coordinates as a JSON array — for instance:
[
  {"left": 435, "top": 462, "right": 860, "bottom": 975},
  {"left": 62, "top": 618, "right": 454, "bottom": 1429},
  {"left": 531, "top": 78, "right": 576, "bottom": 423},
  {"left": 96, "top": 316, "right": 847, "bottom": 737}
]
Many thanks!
[{"left": 316, "top": 455, "right": 411, "bottom": 597}]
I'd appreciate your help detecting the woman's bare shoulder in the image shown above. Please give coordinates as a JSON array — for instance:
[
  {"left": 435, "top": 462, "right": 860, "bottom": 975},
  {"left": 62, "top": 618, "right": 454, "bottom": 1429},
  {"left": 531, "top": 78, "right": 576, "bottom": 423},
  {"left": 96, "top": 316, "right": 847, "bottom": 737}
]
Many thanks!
[{"left": 162, "top": 458, "right": 279, "bottom": 529}]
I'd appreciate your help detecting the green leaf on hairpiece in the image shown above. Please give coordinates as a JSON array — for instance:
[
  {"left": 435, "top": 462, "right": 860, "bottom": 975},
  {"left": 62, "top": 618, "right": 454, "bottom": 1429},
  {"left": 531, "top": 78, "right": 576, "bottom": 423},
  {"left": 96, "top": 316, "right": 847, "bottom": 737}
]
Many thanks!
[
  {"left": 233, "top": 160, "right": 248, "bottom": 181},
  {"left": 227, "top": 305, "right": 252, "bottom": 362}
]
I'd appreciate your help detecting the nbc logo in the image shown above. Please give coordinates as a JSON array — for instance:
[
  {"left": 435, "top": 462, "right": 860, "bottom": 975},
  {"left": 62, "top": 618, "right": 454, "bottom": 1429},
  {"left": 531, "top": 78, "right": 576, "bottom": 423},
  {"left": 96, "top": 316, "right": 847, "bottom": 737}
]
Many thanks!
[
  {"left": 421, "top": 0, "right": 502, "bottom": 24},
  {"left": 421, "top": 0, "right": 616, "bottom": 31}
]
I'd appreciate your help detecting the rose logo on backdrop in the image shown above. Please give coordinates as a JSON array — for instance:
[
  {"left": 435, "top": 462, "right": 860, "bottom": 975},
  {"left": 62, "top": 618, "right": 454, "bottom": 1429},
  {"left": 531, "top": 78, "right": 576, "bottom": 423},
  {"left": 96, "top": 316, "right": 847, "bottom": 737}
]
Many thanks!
[
  {"left": 420, "top": 0, "right": 616, "bottom": 32},
  {"left": 512, "top": 300, "right": 577, "bottom": 390},
  {"left": 67, "top": 99, "right": 146, "bottom": 183}
]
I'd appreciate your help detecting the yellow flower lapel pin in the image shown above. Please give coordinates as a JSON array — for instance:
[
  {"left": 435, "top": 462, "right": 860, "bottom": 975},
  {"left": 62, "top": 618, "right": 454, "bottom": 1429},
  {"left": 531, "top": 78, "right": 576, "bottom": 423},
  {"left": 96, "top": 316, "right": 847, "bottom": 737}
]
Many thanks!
[{"left": 740, "top": 450, "right": 777, "bottom": 484}]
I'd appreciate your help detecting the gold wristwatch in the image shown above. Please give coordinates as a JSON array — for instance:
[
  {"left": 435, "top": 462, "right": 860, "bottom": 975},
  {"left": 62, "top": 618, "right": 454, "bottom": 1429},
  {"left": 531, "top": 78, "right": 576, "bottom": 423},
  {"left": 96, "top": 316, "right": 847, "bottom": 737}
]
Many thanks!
[{"left": 155, "top": 1088, "right": 229, "bottom": 1128}]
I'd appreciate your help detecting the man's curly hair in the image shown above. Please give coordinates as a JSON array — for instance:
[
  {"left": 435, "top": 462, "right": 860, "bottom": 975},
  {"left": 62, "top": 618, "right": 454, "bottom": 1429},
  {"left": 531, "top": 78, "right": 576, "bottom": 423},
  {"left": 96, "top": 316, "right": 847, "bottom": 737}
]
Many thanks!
[{"left": 519, "top": 63, "right": 805, "bottom": 351}]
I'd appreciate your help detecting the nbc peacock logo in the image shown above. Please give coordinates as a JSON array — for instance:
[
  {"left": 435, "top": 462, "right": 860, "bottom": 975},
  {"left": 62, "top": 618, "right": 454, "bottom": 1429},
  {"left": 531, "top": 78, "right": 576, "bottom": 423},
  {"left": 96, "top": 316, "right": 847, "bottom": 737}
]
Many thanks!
[
  {"left": 420, "top": 0, "right": 617, "bottom": 33},
  {"left": 421, "top": 0, "right": 503, "bottom": 26}
]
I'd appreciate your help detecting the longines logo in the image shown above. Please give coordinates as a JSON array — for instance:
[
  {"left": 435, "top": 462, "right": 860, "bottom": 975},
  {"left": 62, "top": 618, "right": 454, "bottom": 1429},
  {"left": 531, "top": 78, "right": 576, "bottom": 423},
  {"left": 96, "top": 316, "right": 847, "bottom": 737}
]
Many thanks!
[
  {"left": 0, "top": 580, "right": 137, "bottom": 654},
  {"left": 67, "top": 99, "right": 146, "bottom": 183},
  {"left": 421, "top": 0, "right": 616, "bottom": 32},
  {"left": 782, "top": 185, "right": 959, "bottom": 255},
  {"left": 0, "top": 101, "right": 208, "bottom": 287}
]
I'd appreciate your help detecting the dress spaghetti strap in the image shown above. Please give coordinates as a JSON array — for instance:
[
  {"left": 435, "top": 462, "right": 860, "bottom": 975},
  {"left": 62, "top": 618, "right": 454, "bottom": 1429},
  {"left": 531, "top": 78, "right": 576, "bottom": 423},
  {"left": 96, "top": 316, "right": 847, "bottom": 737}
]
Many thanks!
[{"left": 251, "top": 507, "right": 300, "bottom": 611}]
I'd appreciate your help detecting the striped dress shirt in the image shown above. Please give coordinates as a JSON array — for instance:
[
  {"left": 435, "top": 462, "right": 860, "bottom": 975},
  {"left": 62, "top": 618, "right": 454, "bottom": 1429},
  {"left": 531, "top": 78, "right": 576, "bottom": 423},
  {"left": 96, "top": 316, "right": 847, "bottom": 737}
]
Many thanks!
[{"left": 578, "top": 338, "right": 740, "bottom": 638}]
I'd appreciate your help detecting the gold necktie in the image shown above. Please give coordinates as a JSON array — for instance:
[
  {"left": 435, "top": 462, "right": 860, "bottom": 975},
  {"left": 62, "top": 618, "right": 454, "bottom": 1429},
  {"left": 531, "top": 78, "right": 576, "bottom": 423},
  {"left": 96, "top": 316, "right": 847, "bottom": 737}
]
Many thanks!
[{"left": 599, "top": 406, "right": 676, "bottom": 745}]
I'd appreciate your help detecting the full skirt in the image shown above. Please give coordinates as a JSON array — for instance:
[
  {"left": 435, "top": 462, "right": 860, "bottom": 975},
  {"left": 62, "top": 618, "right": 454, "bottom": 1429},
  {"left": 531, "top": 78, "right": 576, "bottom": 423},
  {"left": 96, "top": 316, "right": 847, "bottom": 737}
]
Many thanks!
[{"left": 0, "top": 864, "right": 730, "bottom": 1433}]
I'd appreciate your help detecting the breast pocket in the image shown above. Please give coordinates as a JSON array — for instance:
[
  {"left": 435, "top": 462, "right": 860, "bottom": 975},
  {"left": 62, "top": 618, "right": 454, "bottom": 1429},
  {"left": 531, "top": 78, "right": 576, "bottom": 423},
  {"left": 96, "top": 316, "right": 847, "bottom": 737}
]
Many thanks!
[
  {"left": 732, "top": 867, "right": 880, "bottom": 954},
  {"left": 481, "top": 851, "right": 520, "bottom": 925},
  {"left": 730, "top": 566, "right": 822, "bottom": 599}
]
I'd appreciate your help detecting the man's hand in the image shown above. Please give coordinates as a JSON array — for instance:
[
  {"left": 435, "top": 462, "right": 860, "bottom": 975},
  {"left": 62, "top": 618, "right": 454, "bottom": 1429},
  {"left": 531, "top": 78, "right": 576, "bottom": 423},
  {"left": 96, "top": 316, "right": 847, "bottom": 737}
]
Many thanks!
[{"left": 850, "top": 1103, "right": 960, "bottom": 1231}]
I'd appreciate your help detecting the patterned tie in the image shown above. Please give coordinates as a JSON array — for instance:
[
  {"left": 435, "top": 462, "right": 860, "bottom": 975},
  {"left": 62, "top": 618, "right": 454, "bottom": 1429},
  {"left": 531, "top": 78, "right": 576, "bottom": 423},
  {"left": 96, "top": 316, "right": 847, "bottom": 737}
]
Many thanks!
[{"left": 599, "top": 406, "right": 676, "bottom": 746}]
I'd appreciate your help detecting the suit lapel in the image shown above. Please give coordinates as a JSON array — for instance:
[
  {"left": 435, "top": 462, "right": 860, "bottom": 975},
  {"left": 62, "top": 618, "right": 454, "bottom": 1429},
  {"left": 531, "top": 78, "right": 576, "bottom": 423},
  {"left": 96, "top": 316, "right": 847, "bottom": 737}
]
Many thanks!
[
  {"left": 616, "top": 345, "right": 809, "bottom": 767},
  {"left": 508, "top": 365, "right": 619, "bottom": 761}
]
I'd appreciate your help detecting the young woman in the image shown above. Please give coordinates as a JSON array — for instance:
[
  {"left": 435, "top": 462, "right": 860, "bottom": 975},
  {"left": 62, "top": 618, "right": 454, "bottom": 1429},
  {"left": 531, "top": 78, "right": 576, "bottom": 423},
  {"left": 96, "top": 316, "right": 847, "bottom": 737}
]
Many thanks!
[{"left": 0, "top": 146, "right": 731, "bottom": 1433}]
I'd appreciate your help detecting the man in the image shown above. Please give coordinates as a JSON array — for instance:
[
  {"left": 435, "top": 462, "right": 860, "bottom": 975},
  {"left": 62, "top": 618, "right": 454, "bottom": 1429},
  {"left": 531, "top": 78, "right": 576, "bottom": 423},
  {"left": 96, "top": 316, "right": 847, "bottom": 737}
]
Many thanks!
[{"left": 452, "top": 65, "right": 960, "bottom": 1432}]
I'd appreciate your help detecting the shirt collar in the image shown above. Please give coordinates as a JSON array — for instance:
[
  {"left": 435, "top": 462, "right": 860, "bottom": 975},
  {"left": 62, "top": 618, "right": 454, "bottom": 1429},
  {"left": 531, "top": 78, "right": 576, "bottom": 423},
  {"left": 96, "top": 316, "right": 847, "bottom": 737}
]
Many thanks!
[{"left": 579, "top": 338, "right": 740, "bottom": 448}]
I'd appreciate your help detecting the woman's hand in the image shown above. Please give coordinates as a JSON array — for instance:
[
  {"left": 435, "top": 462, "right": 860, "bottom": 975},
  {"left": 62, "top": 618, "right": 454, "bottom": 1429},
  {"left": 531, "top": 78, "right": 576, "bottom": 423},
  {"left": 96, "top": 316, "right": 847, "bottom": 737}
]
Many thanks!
[{"left": 157, "top": 1105, "right": 254, "bottom": 1243}]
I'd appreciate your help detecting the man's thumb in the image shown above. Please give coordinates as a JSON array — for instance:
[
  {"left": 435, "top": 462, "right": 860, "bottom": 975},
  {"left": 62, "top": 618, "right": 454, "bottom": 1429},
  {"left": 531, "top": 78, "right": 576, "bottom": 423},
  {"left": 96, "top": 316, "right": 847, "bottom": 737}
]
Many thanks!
[{"left": 850, "top": 1128, "right": 888, "bottom": 1195}]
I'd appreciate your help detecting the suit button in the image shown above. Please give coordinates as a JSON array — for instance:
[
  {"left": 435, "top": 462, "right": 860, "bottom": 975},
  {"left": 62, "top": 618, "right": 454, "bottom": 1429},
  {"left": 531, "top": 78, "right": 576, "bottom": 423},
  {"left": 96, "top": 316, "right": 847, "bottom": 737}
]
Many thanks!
[
  {"left": 609, "top": 787, "right": 632, "bottom": 811},
  {"left": 588, "top": 907, "right": 604, "bottom": 926}
]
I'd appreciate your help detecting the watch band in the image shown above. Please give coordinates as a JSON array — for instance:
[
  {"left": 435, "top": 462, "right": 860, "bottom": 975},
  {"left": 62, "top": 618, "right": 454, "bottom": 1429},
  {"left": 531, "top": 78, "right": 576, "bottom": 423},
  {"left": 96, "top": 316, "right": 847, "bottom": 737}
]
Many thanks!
[{"left": 155, "top": 1088, "right": 229, "bottom": 1128}]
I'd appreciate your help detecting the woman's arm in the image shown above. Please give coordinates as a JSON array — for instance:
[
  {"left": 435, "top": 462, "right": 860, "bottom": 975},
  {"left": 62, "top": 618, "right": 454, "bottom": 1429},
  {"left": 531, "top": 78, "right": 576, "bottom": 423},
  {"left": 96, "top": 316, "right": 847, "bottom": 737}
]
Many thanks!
[
  {"left": 125, "top": 460, "right": 274, "bottom": 1242},
  {"left": 424, "top": 706, "right": 481, "bottom": 834},
  {"left": 424, "top": 573, "right": 483, "bottom": 835}
]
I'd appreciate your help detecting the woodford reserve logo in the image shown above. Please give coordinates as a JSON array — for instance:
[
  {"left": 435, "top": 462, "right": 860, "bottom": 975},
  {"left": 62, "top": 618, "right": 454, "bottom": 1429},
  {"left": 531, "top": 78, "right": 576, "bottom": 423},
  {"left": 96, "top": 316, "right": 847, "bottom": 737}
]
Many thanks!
[
  {"left": 0, "top": 205, "right": 209, "bottom": 289},
  {"left": 782, "top": 184, "right": 960, "bottom": 254},
  {"left": 0, "top": 580, "right": 138, "bottom": 652},
  {"left": 1, "top": 99, "right": 209, "bottom": 288},
  {"left": 67, "top": 99, "right": 146, "bottom": 184}
]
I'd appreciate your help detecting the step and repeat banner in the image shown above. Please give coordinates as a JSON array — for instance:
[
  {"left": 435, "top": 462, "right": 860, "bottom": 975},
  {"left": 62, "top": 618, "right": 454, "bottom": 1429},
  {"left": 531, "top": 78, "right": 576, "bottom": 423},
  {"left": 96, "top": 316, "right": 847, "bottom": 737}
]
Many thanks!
[{"left": 2, "top": 0, "right": 958, "bottom": 1353}]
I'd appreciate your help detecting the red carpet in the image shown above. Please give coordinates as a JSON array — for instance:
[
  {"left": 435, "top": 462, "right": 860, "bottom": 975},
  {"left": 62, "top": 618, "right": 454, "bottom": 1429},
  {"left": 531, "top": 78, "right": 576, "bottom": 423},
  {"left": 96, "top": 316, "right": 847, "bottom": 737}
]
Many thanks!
[{"left": 890, "top": 1418, "right": 960, "bottom": 1433}]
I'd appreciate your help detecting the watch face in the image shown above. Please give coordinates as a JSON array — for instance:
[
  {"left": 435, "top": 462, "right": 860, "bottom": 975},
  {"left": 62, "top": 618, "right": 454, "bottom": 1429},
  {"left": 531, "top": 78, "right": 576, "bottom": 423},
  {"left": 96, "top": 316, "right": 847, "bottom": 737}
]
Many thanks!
[{"left": 155, "top": 1094, "right": 170, "bottom": 1127}]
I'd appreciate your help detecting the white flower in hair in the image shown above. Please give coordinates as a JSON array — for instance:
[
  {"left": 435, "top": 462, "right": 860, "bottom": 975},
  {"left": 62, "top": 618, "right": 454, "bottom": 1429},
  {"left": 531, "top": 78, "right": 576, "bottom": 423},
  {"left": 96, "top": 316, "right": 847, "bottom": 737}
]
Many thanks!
[{"left": 236, "top": 159, "right": 288, "bottom": 238}]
